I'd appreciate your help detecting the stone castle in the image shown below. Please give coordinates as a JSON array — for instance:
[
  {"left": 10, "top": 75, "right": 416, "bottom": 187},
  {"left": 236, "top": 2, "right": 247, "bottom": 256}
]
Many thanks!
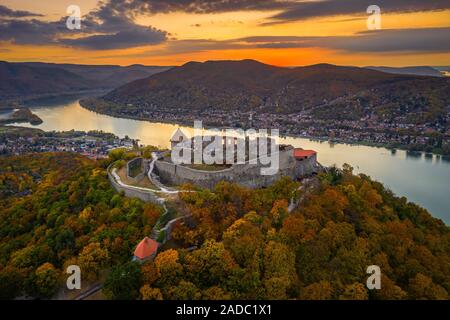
[{"left": 151, "top": 129, "right": 321, "bottom": 189}]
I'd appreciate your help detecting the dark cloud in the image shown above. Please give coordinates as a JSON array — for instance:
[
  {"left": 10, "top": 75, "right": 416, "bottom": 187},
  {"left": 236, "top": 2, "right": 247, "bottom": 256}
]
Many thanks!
[
  {"left": 0, "top": 4, "right": 42, "bottom": 17},
  {"left": 1, "top": 1, "right": 449, "bottom": 53},
  {"left": 56, "top": 1, "right": 168, "bottom": 49},
  {"left": 330, "top": 28, "right": 450, "bottom": 53},
  {"left": 0, "top": 18, "right": 66, "bottom": 45},
  {"left": 130, "top": 38, "right": 241, "bottom": 58},
  {"left": 60, "top": 26, "right": 167, "bottom": 50},
  {"left": 0, "top": 2, "right": 167, "bottom": 50},
  {"left": 266, "top": 0, "right": 450, "bottom": 24},
  {"left": 118, "top": 0, "right": 296, "bottom": 14},
  {"left": 139, "top": 27, "right": 450, "bottom": 56},
  {"left": 238, "top": 28, "right": 450, "bottom": 53}
]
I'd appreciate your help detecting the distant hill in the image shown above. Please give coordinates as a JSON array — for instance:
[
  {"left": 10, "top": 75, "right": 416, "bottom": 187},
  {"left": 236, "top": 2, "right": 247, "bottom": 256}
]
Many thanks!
[
  {"left": 104, "top": 60, "right": 410, "bottom": 112},
  {"left": 0, "top": 61, "right": 171, "bottom": 104},
  {"left": 99, "top": 59, "right": 449, "bottom": 124},
  {"left": 366, "top": 66, "right": 444, "bottom": 77},
  {"left": 20, "top": 62, "right": 171, "bottom": 88}
]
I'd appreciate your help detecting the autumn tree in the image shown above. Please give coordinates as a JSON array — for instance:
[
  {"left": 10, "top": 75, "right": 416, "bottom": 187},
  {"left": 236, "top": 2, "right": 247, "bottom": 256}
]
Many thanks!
[
  {"left": 223, "top": 218, "right": 263, "bottom": 267},
  {"left": 31, "top": 262, "right": 60, "bottom": 298},
  {"left": 280, "top": 214, "right": 317, "bottom": 247},
  {"left": 202, "top": 286, "right": 231, "bottom": 300},
  {"left": 78, "top": 242, "right": 109, "bottom": 282},
  {"left": 300, "top": 281, "right": 333, "bottom": 300},
  {"left": 262, "top": 241, "right": 297, "bottom": 299},
  {"left": 142, "top": 203, "right": 162, "bottom": 227},
  {"left": 339, "top": 283, "right": 368, "bottom": 300},
  {"left": 263, "top": 241, "right": 296, "bottom": 281},
  {"left": 140, "top": 285, "right": 163, "bottom": 300},
  {"left": 185, "top": 240, "right": 237, "bottom": 288},
  {"left": 141, "top": 261, "right": 159, "bottom": 286},
  {"left": 269, "top": 199, "right": 289, "bottom": 228},
  {"left": 408, "top": 273, "right": 449, "bottom": 300},
  {"left": 168, "top": 280, "right": 202, "bottom": 300},
  {"left": 154, "top": 249, "right": 183, "bottom": 287},
  {"left": 373, "top": 275, "right": 407, "bottom": 300},
  {"left": 264, "top": 276, "right": 291, "bottom": 300}
]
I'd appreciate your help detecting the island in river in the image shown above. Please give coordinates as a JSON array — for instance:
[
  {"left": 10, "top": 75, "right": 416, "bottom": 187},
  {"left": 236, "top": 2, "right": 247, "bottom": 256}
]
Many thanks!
[{"left": 0, "top": 108, "right": 43, "bottom": 126}]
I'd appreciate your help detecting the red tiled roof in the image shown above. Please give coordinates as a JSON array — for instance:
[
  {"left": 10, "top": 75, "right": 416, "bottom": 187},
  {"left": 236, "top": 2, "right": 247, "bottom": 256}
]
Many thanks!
[
  {"left": 294, "top": 149, "right": 317, "bottom": 159},
  {"left": 134, "top": 237, "right": 158, "bottom": 260}
]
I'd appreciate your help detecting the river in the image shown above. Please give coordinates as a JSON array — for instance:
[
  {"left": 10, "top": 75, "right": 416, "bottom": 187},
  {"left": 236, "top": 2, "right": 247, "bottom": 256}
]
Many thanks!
[{"left": 11, "top": 95, "right": 450, "bottom": 224}]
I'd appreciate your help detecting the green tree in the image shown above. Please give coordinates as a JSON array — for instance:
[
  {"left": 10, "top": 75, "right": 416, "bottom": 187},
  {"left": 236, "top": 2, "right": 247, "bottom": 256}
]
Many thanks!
[
  {"left": 104, "top": 262, "right": 143, "bottom": 300},
  {"left": 109, "top": 148, "right": 126, "bottom": 162}
]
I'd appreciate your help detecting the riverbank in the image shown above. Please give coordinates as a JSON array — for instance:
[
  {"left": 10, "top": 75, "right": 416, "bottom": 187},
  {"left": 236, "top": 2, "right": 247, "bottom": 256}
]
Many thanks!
[
  {"left": 0, "top": 89, "right": 109, "bottom": 110},
  {"left": 80, "top": 98, "right": 450, "bottom": 157}
]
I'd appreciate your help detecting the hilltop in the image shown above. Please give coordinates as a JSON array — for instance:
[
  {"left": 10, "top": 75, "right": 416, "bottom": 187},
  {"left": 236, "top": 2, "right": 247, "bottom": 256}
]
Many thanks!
[{"left": 99, "top": 59, "right": 449, "bottom": 121}]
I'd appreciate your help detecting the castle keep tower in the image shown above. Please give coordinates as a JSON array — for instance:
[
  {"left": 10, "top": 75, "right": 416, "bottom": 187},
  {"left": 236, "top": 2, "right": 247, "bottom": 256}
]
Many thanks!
[{"left": 170, "top": 128, "right": 189, "bottom": 150}]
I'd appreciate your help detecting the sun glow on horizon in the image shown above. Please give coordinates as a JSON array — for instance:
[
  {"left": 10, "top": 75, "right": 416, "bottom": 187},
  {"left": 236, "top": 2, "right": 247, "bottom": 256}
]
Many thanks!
[{"left": 0, "top": 1, "right": 449, "bottom": 67}]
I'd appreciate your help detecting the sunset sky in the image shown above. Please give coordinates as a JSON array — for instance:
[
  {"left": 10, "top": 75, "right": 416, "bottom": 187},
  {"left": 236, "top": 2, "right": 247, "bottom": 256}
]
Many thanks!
[{"left": 0, "top": 0, "right": 449, "bottom": 66}]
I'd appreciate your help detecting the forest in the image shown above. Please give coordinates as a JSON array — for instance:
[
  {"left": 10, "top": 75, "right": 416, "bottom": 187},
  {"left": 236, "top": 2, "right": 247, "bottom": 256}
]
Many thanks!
[{"left": 0, "top": 152, "right": 448, "bottom": 300}]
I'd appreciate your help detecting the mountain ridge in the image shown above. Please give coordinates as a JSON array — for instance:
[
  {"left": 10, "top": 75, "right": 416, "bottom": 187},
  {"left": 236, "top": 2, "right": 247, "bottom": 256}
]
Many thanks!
[
  {"left": 102, "top": 59, "right": 447, "bottom": 118},
  {"left": 0, "top": 61, "right": 172, "bottom": 105}
]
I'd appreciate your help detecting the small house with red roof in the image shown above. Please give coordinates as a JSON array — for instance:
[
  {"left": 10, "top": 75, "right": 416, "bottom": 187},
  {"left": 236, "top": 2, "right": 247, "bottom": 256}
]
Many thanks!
[
  {"left": 293, "top": 149, "right": 317, "bottom": 161},
  {"left": 133, "top": 237, "right": 159, "bottom": 262}
]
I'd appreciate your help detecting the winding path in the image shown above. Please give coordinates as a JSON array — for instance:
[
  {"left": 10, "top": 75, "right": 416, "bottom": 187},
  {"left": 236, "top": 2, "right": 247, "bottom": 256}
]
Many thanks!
[{"left": 147, "top": 152, "right": 179, "bottom": 194}]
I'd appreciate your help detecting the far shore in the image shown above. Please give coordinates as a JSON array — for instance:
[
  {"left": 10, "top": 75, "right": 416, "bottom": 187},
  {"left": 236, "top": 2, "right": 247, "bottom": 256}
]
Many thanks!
[
  {"left": 0, "top": 88, "right": 110, "bottom": 110},
  {"left": 79, "top": 98, "right": 450, "bottom": 158}
]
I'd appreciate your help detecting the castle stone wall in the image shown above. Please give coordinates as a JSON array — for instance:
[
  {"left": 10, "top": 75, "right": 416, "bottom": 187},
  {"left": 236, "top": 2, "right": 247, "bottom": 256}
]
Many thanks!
[
  {"left": 108, "top": 164, "right": 162, "bottom": 204},
  {"left": 154, "top": 149, "right": 316, "bottom": 189},
  {"left": 126, "top": 157, "right": 145, "bottom": 184},
  {"left": 295, "top": 154, "right": 318, "bottom": 177}
]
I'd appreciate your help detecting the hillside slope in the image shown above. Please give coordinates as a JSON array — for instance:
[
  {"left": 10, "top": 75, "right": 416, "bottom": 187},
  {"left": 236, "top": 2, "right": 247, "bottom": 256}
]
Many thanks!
[
  {"left": 0, "top": 61, "right": 92, "bottom": 102},
  {"left": 102, "top": 60, "right": 450, "bottom": 123},
  {"left": 0, "top": 61, "right": 171, "bottom": 104}
]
